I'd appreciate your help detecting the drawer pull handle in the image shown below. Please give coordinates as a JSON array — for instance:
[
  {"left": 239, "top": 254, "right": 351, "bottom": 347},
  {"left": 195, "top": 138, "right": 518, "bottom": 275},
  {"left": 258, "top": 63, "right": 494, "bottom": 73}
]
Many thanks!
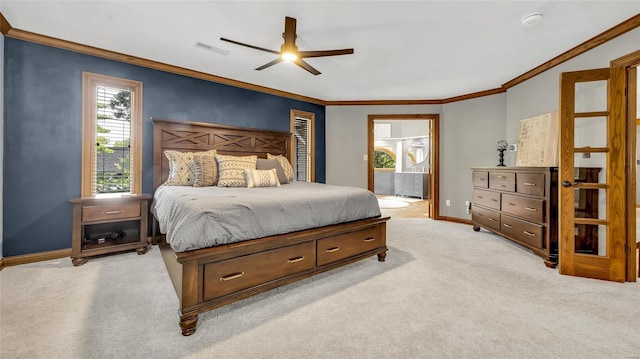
[
  {"left": 525, "top": 207, "right": 537, "bottom": 211},
  {"left": 476, "top": 213, "right": 484, "bottom": 217},
  {"left": 477, "top": 178, "right": 485, "bottom": 181},
  {"left": 503, "top": 223, "right": 514, "bottom": 229},
  {"left": 363, "top": 237, "right": 376, "bottom": 243},
  {"left": 496, "top": 175, "right": 506, "bottom": 179},
  {"left": 103, "top": 210, "right": 122, "bottom": 215},
  {"left": 500, "top": 184, "right": 506, "bottom": 187},
  {"left": 488, "top": 218, "right": 497, "bottom": 222},
  {"left": 523, "top": 231, "right": 536, "bottom": 237},
  {"left": 478, "top": 196, "right": 484, "bottom": 199},
  {"left": 508, "top": 202, "right": 515, "bottom": 206},
  {"left": 523, "top": 182, "right": 537, "bottom": 186},
  {"left": 287, "top": 256, "right": 305, "bottom": 263},
  {"left": 326, "top": 247, "right": 340, "bottom": 253},
  {"left": 220, "top": 272, "right": 245, "bottom": 281},
  {"left": 491, "top": 199, "right": 498, "bottom": 202}
]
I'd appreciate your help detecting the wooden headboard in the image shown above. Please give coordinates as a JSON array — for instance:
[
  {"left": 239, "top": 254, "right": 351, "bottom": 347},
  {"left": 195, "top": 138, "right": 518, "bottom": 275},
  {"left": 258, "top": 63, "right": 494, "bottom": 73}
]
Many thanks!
[{"left": 152, "top": 118, "right": 292, "bottom": 189}]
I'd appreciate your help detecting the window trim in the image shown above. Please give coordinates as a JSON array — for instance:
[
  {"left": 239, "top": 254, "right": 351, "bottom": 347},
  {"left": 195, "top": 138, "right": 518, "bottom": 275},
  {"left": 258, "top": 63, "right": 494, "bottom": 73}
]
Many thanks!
[
  {"left": 289, "top": 109, "right": 315, "bottom": 182},
  {"left": 82, "top": 72, "right": 142, "bottom": 196}
]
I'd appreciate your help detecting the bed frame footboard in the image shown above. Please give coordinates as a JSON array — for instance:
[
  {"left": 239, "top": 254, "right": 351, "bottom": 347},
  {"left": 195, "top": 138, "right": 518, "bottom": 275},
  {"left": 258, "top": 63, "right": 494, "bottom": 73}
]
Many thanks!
[{"left": 159, "top": 217, "right": 389, "bottom": 336}]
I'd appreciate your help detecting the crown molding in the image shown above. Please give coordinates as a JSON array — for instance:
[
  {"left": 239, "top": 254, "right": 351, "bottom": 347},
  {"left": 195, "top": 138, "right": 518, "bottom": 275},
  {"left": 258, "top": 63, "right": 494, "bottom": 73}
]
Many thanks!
[
  {"left": 1, "top": 11, "right": 639, "bottom": 106},
  {"left": 4, "top": 25, "right": 326, "bottom": 106},
  {"left": 326, "top": 99, "right": 443, "bottom": 106},
  {"left": 0, "top": 11, "right": 12, "bottom": 35},
  {"left": 502, "top": 13, "right": 640, "bottom": 89}
]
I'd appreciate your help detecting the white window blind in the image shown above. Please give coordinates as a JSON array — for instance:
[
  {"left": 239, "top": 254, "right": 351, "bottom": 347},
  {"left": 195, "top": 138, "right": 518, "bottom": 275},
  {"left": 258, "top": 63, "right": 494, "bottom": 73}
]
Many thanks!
[
  {"left": 95, "top": 85, "right": 132, "bottom": 194},
  {"left": 293, "top": 117, "right": 312, "bottom": 182}
]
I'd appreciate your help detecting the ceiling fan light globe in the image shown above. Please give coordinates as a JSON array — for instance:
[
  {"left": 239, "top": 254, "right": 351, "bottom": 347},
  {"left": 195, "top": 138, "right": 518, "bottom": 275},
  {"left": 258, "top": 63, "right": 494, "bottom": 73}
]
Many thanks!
[{"left": 281, "top": 52, "right": 298, "bottom": 62}]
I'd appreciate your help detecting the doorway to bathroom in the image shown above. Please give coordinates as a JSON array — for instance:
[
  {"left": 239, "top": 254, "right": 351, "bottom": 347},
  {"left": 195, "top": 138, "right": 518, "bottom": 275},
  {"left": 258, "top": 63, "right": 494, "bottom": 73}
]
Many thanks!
[{"left": 367, "top": 114, "right": 440, "bottom": 219}]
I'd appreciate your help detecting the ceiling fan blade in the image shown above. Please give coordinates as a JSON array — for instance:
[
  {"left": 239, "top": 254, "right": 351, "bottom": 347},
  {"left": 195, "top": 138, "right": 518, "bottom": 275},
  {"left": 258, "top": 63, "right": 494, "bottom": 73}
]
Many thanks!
[
  {"left": 294, "top": 59, "right": 321, "bottom": 75},
  {"left": 255, "top": 58, "right": 284, "bottom": 71},
  {"left": 298, "top": 49, "right": 354, "bottom": 58},
  {"left": 220, "top": 37, "right": 280, "bottom": 55},
  {"left": 283, "top": 17, "right": 297, "bottom": 48}
]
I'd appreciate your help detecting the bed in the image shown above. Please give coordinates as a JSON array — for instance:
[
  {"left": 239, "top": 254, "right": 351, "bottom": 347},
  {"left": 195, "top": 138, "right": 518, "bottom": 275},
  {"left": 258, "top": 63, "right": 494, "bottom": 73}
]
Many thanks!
[{"left": 151, "top": 118, "right": 389, "bottom": 336}]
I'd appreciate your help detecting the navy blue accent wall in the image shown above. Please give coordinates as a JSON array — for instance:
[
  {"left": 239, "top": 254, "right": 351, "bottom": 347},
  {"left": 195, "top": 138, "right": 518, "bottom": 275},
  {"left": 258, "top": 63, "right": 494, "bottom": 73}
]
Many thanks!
[{"left": 3, "top": 38, "right": 325, "bottom": 256}]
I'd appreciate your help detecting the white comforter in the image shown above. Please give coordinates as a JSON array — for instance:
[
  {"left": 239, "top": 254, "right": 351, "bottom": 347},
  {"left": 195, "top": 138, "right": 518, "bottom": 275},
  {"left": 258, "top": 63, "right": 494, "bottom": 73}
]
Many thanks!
[{"left": 152, "top": 182, "right": 381, "bottom": 252}]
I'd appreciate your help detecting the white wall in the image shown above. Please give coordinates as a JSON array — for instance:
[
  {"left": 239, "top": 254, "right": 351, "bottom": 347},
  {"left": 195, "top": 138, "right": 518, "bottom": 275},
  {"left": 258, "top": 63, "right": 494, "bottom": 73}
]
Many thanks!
[
  {"left": 326, "top": 27, "right": 640, "bottom": 221},
  {"left": 326, "top": 105, "right": 443, "bottom": 188},
  {"left": 1, "top": 33, "right": 4, "bottom": 259},
  {"left": 441, "top": 93, "right": 507, "bottom": 218}
]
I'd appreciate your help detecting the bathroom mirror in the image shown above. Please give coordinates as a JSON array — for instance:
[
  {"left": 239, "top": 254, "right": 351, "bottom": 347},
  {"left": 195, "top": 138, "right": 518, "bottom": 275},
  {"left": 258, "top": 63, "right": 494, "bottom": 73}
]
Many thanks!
[{"left": 407, "top": 145, "right": 428, "bottom": 164}]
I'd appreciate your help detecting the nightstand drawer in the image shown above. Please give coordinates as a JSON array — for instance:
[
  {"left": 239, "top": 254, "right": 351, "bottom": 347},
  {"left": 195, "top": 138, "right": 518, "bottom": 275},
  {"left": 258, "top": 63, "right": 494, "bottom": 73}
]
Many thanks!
[{"left": 82, "top": 203, "right": 140, "bottom": 222}]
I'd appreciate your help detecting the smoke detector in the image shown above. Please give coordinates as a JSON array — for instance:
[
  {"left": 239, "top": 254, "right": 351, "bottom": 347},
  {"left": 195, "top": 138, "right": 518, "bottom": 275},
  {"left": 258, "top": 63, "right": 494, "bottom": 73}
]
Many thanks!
[{"left": 521, "top": 13, "right": 543, "bottom": 26}]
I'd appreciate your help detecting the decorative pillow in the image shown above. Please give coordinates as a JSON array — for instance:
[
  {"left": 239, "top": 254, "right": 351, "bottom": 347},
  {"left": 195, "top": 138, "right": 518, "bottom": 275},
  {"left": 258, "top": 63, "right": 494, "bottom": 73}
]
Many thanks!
[
  {"left": 164, "top": 149, "right": 217, "bottom": 186},
  {"left": 244, "top": 168, "right": 281, "bottom": 188},
  {"left": 216, "top": 154, "right": 258, "bottom": 187},
  {"left": 193, "top": 154, "right": 218, "bottom": 187},
  {"left": 267, "top": 153, "right": 294, "bottom": 182},
  {"left": 256, "top": 158, "right": 289, "bottom": 184}
]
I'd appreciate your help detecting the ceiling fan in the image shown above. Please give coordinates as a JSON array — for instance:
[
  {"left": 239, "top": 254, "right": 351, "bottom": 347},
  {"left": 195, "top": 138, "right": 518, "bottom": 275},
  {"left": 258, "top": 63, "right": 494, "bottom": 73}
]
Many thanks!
[{"left": 220, "top": 16, "right": 354, "bottom": 75}]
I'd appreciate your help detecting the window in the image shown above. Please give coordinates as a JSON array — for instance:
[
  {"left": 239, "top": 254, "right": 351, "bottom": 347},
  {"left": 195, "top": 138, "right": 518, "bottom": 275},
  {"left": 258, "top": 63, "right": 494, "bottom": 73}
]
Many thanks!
[
  {"left": 374, "top": 122, "right": 391, "bottom": 138},
  {"left": 290, "top": 109, "right": 315, "bottom": 182},
  {"left": 82, "top": 72, "right": 142, "bottom": 196}
]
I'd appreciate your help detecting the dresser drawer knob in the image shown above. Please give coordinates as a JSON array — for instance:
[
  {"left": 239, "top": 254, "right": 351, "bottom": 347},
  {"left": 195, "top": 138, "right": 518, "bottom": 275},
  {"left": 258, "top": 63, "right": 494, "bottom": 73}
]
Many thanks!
[
  {"left": 326, "top": 247, "right": 340, "bottom": 253},
  {"left": 220, "top": 272, "right": 245, "bottom": 281},
  {"left": 287, "top": 256, "right": 305, "bottom": 263},
  {"left": 523, "top": 231, "right": 536, "bottom": 237},
  {"left": 503, "top": 223, "right": 514, "bottom": 229},
  {"left": 525, "top": 207, "right": 537, "bottom": 211},
  {"left": 103, "top": 210, "right": 122, "bottom": 215},
  {"left": 363, "top": 237, "right": 376, "bottom": 243}
]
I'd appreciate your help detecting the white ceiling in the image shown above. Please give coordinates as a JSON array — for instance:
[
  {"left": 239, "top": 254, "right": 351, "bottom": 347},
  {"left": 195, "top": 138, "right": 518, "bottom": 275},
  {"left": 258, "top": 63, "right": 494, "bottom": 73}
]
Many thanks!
[{"left": 2, "top": 1, "right": 640, "bottom": 101}]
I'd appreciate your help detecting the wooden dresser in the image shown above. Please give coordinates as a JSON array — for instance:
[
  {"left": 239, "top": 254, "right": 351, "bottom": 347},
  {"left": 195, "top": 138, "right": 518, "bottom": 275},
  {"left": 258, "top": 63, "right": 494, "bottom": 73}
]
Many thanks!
[{"left": 471, "top": 167, "right": 558, "bottom": 267}]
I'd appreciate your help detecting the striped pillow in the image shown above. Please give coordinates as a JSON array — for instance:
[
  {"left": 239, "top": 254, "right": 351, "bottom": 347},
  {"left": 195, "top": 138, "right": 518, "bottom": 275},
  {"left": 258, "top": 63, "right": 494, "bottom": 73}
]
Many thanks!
[
  {"left": 193, "top": 154, "right": 218, "bottom": 187},
  {"left": 267, "top": 154, "right": 294, "bottom": 182},
  {"left": 216, "top": 154, "right": 258, "bottom": 187},
  {"left": 164, "top": 149, "right": 217, "bottom": 186},
  {"left": 245, "top": 168, "right": 281, "bottom": 188}
]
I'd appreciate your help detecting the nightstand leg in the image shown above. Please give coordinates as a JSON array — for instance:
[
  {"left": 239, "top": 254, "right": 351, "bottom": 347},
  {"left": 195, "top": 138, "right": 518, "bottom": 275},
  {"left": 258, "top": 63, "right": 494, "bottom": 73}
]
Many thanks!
[{"left": 72, "top": 257, "right": 88, "bottom": 266}]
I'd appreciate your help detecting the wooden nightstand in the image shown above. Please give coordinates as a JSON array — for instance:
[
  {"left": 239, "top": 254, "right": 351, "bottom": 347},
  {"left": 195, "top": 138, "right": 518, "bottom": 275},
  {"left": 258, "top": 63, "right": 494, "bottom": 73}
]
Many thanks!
[{"left": 69, "top": 194, "right": 152, "bottom": 266}]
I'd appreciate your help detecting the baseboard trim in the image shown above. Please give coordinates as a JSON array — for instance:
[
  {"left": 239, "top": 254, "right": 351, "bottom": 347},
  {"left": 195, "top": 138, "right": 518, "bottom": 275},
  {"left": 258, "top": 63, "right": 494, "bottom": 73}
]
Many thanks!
[
  {"left": 4, "top": 248, "right": 71, "bottom": 267},
  {"left": 440, "top": 216, "right": 473, "bottom": 225},
  {"left": 0, "top": 258, "right": 5, "bottom": 271}
]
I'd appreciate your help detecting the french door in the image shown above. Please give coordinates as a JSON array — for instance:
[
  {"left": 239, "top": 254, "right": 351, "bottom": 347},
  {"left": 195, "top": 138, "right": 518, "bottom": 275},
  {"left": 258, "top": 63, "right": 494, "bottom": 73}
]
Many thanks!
[{"left": 558, "top": 68, "right": 627, "bottom": 282}]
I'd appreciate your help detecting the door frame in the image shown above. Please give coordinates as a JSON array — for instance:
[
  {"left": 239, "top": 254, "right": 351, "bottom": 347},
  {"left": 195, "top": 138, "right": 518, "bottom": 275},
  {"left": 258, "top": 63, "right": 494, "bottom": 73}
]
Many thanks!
[
  {"left": 367, "top": 114, "right": 440, "bottom": 219},
  {"left": 611, "top": 49, "right": 640, "bottom": 281}
]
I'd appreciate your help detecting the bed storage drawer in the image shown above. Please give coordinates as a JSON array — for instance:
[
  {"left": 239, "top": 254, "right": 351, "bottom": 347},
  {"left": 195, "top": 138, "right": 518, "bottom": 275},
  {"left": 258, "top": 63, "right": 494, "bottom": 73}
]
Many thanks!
[
  {"left": 317, "top": 227, "right": 381, "bottom": 266},
  {"left": 203, "top": 241, "right": 315, "bottom": 300},
  {"left": 473, "top": 189, "right": 500, "bottom": 210},
  {"left": 501, "top": 193, "right": 544, "bottom": 223},
  {"left": 500, "top": 215, "right": 543, "bottom": 249},
  {"left": 82, "top": 203, "right": 140, "bottom": 222},
  {"left": 471, "top": 205, "right": 501, "bottom": 232}
]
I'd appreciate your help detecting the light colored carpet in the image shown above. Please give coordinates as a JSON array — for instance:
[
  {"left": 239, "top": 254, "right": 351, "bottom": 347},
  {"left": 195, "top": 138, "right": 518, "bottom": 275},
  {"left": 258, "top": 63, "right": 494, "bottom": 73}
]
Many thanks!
[{"left": 1, "top": 217, "right": 639, "bottom": 359}]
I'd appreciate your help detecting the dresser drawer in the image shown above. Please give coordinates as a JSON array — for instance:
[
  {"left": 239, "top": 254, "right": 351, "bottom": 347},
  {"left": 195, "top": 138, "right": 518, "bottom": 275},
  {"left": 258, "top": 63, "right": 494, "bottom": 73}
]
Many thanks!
[
  {"left": 82, "top": 203, "right": 141, "bottom": 222},
  {"left": 472, "top": 205, "right": 501, "bottom": 232},
  {"left": 500, "top": 215, "right": 543, "bottom": 249},
  {"left": 317, "top": 227, "right": 382, "bottom": 266},
  {"left": 473, "top": 171, "right": 489, "bottom": 188},
  {"left": 489, "top": 172, "right": 515, "bottom": 192},
  {"left": 203, "top": 241, "right": 315, "bottom": 301},
  {"left": 517, "top": 173, "right": 545, "bottom": 197},
  {"left": 501, "top": 193, "right": 544, "bottom": 223},
  {"left": 473, "top": 189, "right": 501, "bottom": 210}
]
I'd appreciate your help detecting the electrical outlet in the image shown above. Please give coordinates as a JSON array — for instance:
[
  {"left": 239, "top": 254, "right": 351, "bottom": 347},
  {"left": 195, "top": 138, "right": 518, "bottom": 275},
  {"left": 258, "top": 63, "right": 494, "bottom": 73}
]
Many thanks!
[
  {"left": 465, "top": 201, "right": 470, "bottom": 214},
  {"left": 363, "top": 154, "right": 368, "bottom": 161},
  {"left": 446, "top": 199, "right": 451, "bottom": 206}
]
